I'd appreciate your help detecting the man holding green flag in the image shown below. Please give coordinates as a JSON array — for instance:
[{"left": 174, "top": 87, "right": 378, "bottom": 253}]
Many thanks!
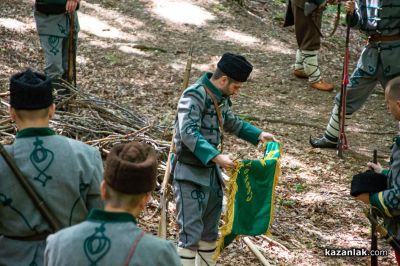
[{"left": 172, "top": 52, "right": 277, "bottom": 266}]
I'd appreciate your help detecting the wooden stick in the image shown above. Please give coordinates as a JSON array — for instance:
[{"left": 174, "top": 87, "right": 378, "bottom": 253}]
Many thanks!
[
  {"left": 158, "top": 47, "right": 193, "bottom": 238},
  {"left": 243, "top": 237, "right": 271, "bottom": 266}
]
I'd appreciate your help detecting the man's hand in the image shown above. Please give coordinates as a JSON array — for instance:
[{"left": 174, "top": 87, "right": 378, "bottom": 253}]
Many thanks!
[
  {"left": 212, "top": 154, "right": 235, "bottom": 169},
  {"left": 66, "top": 0, "right": 79, "bottom": 13},
  {"left": 344, "top": 0, "right": 355, "bottom": 14},
  {"left": 367, "top": 162, "right": 383, "bottom": 174},
  {"left": 258, "top": 132, "right": 278, "bottom": 143},
  {"left": 355, "top": 193, "right": 370, "bottom": 204}
]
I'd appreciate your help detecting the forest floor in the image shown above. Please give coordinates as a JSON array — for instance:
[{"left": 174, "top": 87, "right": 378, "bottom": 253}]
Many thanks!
[{"left": 0, "top": 0, "right": 397, "bottom": 265}]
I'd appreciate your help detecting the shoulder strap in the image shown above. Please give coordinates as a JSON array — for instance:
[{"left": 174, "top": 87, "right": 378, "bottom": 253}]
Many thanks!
[
  {"left": 124, "top": 230, "right": 145, "bottom": 266},
  {"left": 203, "top": 85, "right": 224, "bottom": 152}
]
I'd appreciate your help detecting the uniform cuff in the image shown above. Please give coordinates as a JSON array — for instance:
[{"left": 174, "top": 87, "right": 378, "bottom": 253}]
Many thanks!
[{"left": 193, "top": 139, "right": 220, "bottom": 165}]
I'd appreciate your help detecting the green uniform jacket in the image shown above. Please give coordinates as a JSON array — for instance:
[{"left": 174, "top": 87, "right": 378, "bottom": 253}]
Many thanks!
[
  {"left": 173, "top": 72, "right": 262, "bottom": 187},
  {"left": 45, "top": 209, "right": 182, "bottom": 266},
  {"left": 370, "top": 136, "right": 400, "bottom": 240},
  {"left": 0, "top": 128, "right": 103, "bottom": 266}
]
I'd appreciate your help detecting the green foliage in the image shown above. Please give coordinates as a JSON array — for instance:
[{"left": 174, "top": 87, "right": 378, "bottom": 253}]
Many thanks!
[
  {"left": 213, "top": 3, "right": 225, "bottom": 11},
  {"left": 280, "top": 199, "right": 296, "bottom": 207},
  {"left": 294, "top": 182, "right": 305, "bottom": 193},
  {"left": 104, "top": 52, "right": 120, "bottom": 65}
]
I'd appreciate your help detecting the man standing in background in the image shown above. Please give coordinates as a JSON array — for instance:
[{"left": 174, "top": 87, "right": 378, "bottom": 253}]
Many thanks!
[
  {"left": 285, "top": 0, "right": 335, "bottom": 91},
  {"left": 34, "top": 0, "right": 79, "bottom": 94}
]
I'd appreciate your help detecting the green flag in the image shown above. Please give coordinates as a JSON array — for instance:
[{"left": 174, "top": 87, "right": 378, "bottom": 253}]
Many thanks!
[{"left": 215, "top": 142, "right": 281, "bottom": 258}]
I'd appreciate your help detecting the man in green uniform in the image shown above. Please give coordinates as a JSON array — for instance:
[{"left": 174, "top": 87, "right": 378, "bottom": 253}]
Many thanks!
[
  {"left": 44, "top": 142, "right": 182, "bottom": 266},
  {"left": 353, "top": 77, "right": 400, "bottom": 264},
  {"left": 0, "top": 69, "right": 103, "bottom": 265},
  {"left": 173, "top": 53, "right": 277, "bottom": 266}
]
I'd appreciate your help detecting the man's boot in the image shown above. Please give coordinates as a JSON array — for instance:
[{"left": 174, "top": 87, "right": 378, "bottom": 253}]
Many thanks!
[
  {"left": 178, "top": 247, "right": 196, "bottom": 266},
  {"left": 303, "top": 50, "right": 333, "bottom": 91},
  {"left": 310, "top": 104, "right": 351, "bottom": 148},
  {"left": 310, "top": 80, "right": 334, "bottom": 92},
  {"left": 309, "top": 135, "right": 337, "bottom": 149},
  {"left": 293, "top": 49, "right": 308, "bottom": 79},
  {"left": 195, "top": 241, "right": 217, "bottom": 266}
]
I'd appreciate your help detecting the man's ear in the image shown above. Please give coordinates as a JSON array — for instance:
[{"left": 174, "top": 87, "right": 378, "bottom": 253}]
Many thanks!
[
  {"left": 9, "top": 107, "right": 16, "bottom": 121},
  {"left": 220, "top": 75, "right": 229, "bottom": 86},
  {"left": 100, "top": 180, "right": 107, "bottom": 201},
  {"left": 139, "top": 193, "right": 151, "bottom": 210},
  {"left": 48, "top": 104, "right": 56, "bottom": 119}
]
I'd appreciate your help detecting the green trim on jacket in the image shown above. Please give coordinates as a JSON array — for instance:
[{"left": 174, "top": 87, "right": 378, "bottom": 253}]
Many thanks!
[
  {"left": 193, "top": 137, "right": 220, "bottom": 165},
  {"left": 238, "top": 122, "right": 262, "bottom": 145},
  {"left": 87, "top": 209, "right": 137, "bottom": 223},
  {"left": 16, "top": 127, "right": 56, "bottom": 138},
  {"left": 370, "top": 192, "right": 392, "bottom": 218},
  {"left": 200, "top": 73, "right": 223, "bottom": 102}
]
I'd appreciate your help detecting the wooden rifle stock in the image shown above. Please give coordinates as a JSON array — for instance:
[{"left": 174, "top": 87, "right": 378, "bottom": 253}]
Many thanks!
[
  {"left": 0, "top": 143, "right": 63, "bottom": 232},
  {"left": 67, "top": 12, "right": 76, "bottom": 86},
  {"left": 158, "top": 47, "right": 193, "bottom": 238}
]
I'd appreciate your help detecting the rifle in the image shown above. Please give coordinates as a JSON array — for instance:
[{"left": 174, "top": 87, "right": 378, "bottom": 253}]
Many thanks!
[
  {"left": 304, "top": 1, "right": 342, "bottom": 37},
  {"left": 364, "top": 207, "right": 400, "bottom": 253},
  {"left": 67, "top": 11, "right": 76, "bottom": 87},
  {"left": 337, "top": 21, "right": 350, "bottom": 158},
  {"left": 158, "top": 47, "right": 193, "bottom": 238},
  {"left": 370, "top": 149, "right": 378, "bottom": 266},
  {"left": 0, "top": 143, "right": 63, "bottom": 232}
]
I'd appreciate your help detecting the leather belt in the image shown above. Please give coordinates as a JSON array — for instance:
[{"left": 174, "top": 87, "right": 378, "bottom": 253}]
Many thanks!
[{"left": 368, "top": 34, "right": 400, "bottom": 43}]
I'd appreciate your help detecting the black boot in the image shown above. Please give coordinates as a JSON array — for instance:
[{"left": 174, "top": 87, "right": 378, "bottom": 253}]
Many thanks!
[{"left": 309, "top": 136, "right": 337, "bottom": 149}]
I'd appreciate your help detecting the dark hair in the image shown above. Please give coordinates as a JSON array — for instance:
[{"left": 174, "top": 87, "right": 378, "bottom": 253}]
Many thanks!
[
  {"left": 104, "top": 183, "right": 147, "bottom": 208},
  {"left": 211, "top": 68, "right": 234, "bottom": 83}
]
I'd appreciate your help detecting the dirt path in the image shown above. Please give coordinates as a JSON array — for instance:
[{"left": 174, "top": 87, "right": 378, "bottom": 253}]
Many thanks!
[{"left": 0, "top": 0, "right": 397, "bottom": 265}]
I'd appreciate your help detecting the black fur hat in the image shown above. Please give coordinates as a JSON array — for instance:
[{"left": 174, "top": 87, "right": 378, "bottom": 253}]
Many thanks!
[
  {"left": 350, "top": 170, "right": 387, "bottom": 197},
  {"left": 217, "top": 53, "right": 253, "bottom": 82},
  {"left": 9, "top": 69, "right": 53, "bottom": 109}
]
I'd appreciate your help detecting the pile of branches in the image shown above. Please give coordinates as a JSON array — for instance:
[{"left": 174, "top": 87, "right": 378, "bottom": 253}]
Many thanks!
[{"left": 0, "top": 80, "right": 171, "bottom": 160}]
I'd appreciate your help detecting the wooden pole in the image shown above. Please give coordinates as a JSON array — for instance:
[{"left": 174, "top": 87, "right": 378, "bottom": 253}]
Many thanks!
[
  {"left": 243, "top": 237, "right": 271, "bottom": 266},
  {"left": 158, "top": 47, "right": 193, "bottom": 238}
]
